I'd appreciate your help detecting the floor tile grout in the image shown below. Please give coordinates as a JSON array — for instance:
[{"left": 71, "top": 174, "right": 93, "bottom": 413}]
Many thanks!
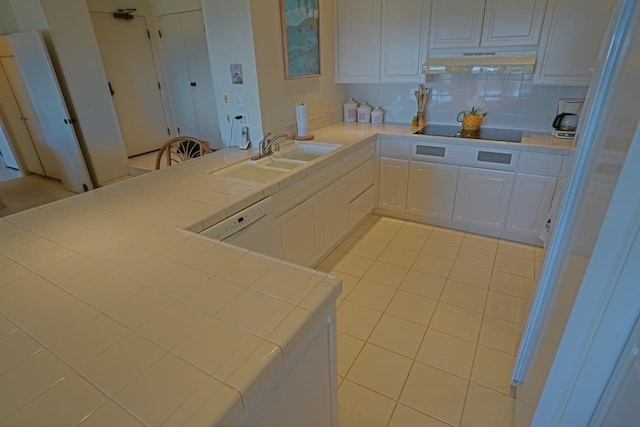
[{"left": 330, "top": 215, "right": 538, "bottom": 426}]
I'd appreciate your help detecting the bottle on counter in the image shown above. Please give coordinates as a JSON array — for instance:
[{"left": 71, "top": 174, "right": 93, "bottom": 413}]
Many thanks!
[
  {"left": 357, "top": 102, "right": 372, "bottom": 123},
  {"left": 371, "top": 106, "right": 385, "bottom": 124},
  {"left": 343, "top": 98, "right": 359, "bottom": 122}
]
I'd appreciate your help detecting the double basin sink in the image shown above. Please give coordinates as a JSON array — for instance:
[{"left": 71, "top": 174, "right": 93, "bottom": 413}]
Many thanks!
[{"left": 213, "top": 142, "right": 340, "bottom": 182}]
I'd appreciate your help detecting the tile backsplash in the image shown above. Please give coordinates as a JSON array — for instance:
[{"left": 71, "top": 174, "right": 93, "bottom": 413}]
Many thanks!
[{"left": 347, "top": 75, "right": 588, "bottom": 133}]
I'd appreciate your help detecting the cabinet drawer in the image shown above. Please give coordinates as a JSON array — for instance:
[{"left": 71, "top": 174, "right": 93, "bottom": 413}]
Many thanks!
[
  {"left": 349, "top": 139, "right": 375, "bottom": 169},
  {"left": 380, "top": 139, "right": 411, "bottom": 159},
  {"left": 348, "top": 159, "right": 375, "bottom": 201},
  {"left": 350, "top": 185, "right": 376, "bottom": 228},
  {"left": 518, "top": 152, "right": 563, "bottom": 176}
]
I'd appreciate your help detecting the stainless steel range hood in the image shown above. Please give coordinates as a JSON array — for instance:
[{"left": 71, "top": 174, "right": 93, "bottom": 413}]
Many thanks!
[{"left": 423, "top": 50, "right": 537, "bottom": 75}]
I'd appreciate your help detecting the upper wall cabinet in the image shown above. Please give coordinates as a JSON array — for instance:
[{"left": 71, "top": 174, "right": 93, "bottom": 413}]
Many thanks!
[
  {"left": 429, "top": 0, "right": 547, "bottom": 49},
  {"left": 534, "top": 0, "right": 616, "bottom": 86},
  {"left": 337, "top": 0, "right": 431, "bottom": 83}
]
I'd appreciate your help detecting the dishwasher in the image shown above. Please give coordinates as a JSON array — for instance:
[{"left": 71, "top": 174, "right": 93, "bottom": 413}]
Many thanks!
[{"left": 199, "top": 197, "right": 282, "bottom": 258}]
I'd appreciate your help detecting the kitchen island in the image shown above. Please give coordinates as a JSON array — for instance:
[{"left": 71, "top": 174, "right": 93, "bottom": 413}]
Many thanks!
[{"left": 0, "top": 122, "right": 570, "bottom": 425}]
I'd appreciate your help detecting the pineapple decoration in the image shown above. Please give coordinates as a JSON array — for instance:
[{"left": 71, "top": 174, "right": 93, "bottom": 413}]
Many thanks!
[{"left": 457, "top": 107, "right": 487, "bottom": 131}]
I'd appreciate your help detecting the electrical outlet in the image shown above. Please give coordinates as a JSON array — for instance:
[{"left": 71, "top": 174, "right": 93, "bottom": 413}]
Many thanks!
[
  {"left": 226, "top": 114, "right": 231, "bottom": 123},
  {"left": 223, "top": 94, "right": 230, "bottom": 105},
  {"left": 324, "top": 101, "right": 330, "bottom": 113},
  {"left": 239, "top": 113, "right": 247, "bottom": 125}
]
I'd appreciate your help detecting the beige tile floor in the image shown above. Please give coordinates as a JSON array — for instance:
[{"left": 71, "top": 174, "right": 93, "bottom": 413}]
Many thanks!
[{"left": 317, "top": 215, "right": 542, "bottom": 427}]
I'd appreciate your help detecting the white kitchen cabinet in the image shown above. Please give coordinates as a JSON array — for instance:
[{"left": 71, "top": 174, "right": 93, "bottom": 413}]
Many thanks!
[
  {"left": 407, "top": 161, "right": 458, "bottom": 220},
  {"left": 505, "top": 173, "right": 557, "bottom": 236},
  {"left": 534, "top": 0, "right": 616, "bottom": 86},
  {"left": 336, "top": 0, "right": 381, "bottom": 83},
  {"left": 429, "top": 0, "right": 546, "bottom": 49},
  {"left": 482, "top": 0, "right": 548, "bottom": 47},
  {"left": 350, "top": 185, "right": 376, "bottom": 228},
  {"left": 316, "top": 177, "right": 350, "bottom": 256},
  {"left": 380, "top": 0, "right": 431, "bottom": 82},
  {"left": 453, "top": 167, "right": 515, "bottom": 230},
  {"left": 429, "top": 0, "right": 484, "bottom": 49},
  {"left": 378, "top": 157, "right": 409, "bottom": 212},
  {"left": 278, "top": 201, "right": 318, "bottom": 267},
  {"left": 337, "top": 0, "right": 430, "bottom": 83}
]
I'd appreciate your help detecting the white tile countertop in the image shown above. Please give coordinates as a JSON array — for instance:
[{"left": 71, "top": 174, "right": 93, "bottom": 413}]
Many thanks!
[{"left": 0, "top": 122, "right": 570, "bottom": 425}]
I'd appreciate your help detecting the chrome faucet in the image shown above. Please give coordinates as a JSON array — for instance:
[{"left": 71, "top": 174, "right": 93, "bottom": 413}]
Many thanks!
[{"left": 251, "top": 133, "right": 291, "bottom": 160}]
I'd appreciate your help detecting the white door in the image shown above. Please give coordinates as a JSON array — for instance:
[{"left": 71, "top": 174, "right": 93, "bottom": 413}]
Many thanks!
[
  {"left": 8, "top": 31, "right": 92, "bottom": 193},
  {"left": 407, "top": 161, "right": 458, "bottom": 220},
  {"left": 157, "top": 13, "right": 199, "bottom": 138},
  {"left": 90, "top": 12, "right": 169, "bottom": 156},
  {"left": 378, "top": 157, "right": 409, "bottom": 212},
  {"left": 181, "top": 11, "right": 221, "bottom": 147},
  {"left": 0, "top": 56, "right": 52, "bottom": 176},
  {"left": 453, "top": 166, "right": 514, "bottom": 230},
  {"left": 505, "top": 173, "right": 557, "bottom": 236},
  {"left": 157, "top": 11, "right": 221, "bottom": 147}
]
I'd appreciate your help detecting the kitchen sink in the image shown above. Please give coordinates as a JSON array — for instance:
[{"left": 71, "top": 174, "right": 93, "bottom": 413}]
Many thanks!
[
  {"left": 274, "top": 142, "right": 340, "bottom": 161},
  {"left": 212, "top": 142, "right": 340, "bottom": 182},
  {"left": 215, "top": 163, "right": 288, "bottom": 181}
]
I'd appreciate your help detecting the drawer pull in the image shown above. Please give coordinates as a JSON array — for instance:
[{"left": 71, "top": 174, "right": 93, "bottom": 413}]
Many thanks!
[
  {"left": 478, "top": 151, "right": 512, "bottom": 164},
  {"left": 416, "top": 145, "right": 445, "bottom": 157}
]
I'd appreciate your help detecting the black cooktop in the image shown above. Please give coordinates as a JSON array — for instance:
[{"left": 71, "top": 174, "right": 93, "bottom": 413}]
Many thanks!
[{"left": 415, "top": 124, "right": 523, "bottom": 143}]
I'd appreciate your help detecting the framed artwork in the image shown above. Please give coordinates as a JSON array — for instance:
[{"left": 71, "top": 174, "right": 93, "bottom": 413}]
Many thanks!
[{"left": 280, "top": 0, "right": 320, "bottom": 79}]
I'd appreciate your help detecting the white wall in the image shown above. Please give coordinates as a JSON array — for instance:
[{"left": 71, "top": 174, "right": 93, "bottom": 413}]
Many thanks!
[
  {"left": 202, "top": 0, "right": 263, "bottom": 147},
  {"left": 0, "top": 1, "right": 19, "bottom": 34},
  {"left": 149, "top": 0, "right": 201, "bottom": 16},
  {"left": 9, "top": 0, "right": 46, "bottom": 32},
  {"left": 348, "top": 75, "right": 588, "bottom": 132},
  {"left": 250, "top": 0, "right": 346, "bottom": 134}
]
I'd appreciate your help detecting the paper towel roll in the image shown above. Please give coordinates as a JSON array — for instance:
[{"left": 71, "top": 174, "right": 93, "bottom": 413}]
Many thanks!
[{"left": 296, "top": 104, "right": 309, "bottom": 137}]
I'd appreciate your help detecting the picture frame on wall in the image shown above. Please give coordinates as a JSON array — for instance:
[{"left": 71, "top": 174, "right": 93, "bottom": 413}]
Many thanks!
[{"left": 280, "top": 0, "right": 320, "bottom": 79}]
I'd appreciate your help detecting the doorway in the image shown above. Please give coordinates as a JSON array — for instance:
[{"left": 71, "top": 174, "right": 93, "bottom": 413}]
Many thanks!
[{"left": 90, "top": 11, "right": 170, "bottom": 157}]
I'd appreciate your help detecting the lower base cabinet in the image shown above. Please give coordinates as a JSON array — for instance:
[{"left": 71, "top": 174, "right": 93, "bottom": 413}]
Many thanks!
[
  {"left": 505, "top": 173, "right": 557, "bottom": 236},
  {"left": 407, "top": 161, "right": 458, "bottom": 220},
  {"left": 350, "top": 185, "right": 376, "bottom": 228},
  {"left": 453, "top": 166, "right": 515, "bottom": 230},
  {"left": 378, "top": 157, "right": 409, "bottom": 212},
  {"left": 317, "top": 177, "right": 350, "bottom": 254}
]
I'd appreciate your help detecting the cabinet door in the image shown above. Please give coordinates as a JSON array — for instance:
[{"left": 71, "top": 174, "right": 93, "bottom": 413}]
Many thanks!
[
  {"left": 378, "top": 157, "right": 409, "bottom": 212},
  {"left": 316, "top": 177, "right": 350, "bottom": 255},
  {"left": 278, "top": 202, "right": 318, "bottom": 267},
  {"left": 453, "top": 167, "right": 515, "bottom": 230},
  {"left": 429, "top": 0, "right": 484, "bottom": 49},
  {"left": 407, "top": 161, "right": 458, "bottom": 220},
  {"left": 505, "top": 173, "right": 557, "bottom": 236},
  {"left": 534, "top": 0, "right": 616, "bottom": 86},
  {"left": 337, "top": 0, "right": 381, "bottom": 83},
  {"left": 481, "top": 0, "right": 547, "bottom": 47},
  {"left": 380, "top": 0, "right": 430, "bottom": 82}
]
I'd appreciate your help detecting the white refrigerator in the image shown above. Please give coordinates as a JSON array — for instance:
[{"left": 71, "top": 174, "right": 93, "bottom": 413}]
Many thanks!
[{"left": 512, "top": 1, "right": 640, "bottom": 425}]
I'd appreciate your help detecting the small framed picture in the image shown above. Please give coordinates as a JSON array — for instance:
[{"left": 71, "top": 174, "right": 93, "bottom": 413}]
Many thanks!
[{"left": 230, "top": 63, "right": 244, "bottom": 85}]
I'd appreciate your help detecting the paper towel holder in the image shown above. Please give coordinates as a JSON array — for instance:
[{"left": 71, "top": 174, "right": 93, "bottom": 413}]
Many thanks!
[{"left": 294, "top": 103, "right": 315, "bottom": 140}]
